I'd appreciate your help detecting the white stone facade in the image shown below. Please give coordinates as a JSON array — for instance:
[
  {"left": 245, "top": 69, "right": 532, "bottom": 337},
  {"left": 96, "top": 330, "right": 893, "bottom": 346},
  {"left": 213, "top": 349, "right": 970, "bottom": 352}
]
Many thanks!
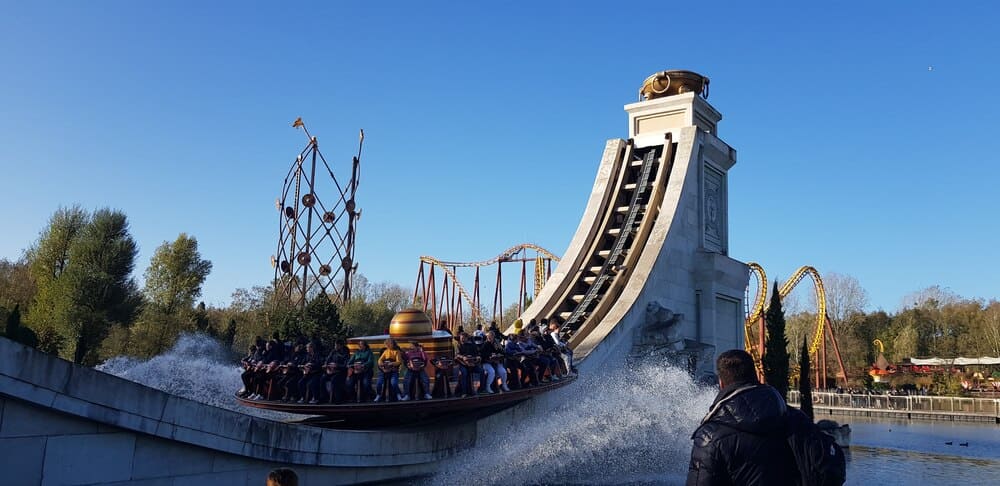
[{"left": 542, "top": 91, "right": 748, "bottom": 378}]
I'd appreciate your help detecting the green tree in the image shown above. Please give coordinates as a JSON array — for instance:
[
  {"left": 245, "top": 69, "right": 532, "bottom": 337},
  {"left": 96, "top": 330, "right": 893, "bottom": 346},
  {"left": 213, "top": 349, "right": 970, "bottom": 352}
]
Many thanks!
[
  {"left": 191, "top": 301, "right": 210, "bottom": 334},
  {"left": 4, "top": 304, "right": 39, "bottom": 348},
  {"left": 798, "top": 335, "right": 813, "bottom": 420},
  {"left": 28, "top": 208, "right": 142, "bottom": 364},
  {"left": 26, "top": 206, "right": 90, "bottom": 353},
  {"left": 27, "top": 206, "right": 89, "bottom": 281},
  {"left": 893, "top": 324, "right": 919, "bottom": 362},
  {"left": 983, "top": 301, "right": 1000, "bottom": 357},
  {"left": 123, "top": 305, "right": 179, "bottom": 358},
  {"left": 270, "top": 292, "right": 352, "bottom": 347},
  {"left": 64, "top": 209, "right": 143, "bottom": 364},
  {"left": 107, "top": 234, "right": 212, "bottom": 359},
  {"left": 0, "top": 257, "right": 36, "bottom": 311},
  {"left": 222, "top": 318, "right": 237, "bottom": 348},
  {"left": 339, "top": 277, "right": 409, "bottom": 336},
  {"left": 143, "top": 234, "right": 212, "bottom": 314},
  {"left": 763, "top": 282, "right": 790, "bottom": 400}
]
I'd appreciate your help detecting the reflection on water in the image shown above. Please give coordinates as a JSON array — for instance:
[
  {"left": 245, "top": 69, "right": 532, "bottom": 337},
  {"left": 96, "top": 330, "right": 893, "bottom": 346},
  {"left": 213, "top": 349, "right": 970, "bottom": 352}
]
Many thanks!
[
  {"left": 846, "top": 417, "right": 1000, "bottom": 484},
  {"left": 848, "top": 446, "right": 1000, "bottom": 485}
]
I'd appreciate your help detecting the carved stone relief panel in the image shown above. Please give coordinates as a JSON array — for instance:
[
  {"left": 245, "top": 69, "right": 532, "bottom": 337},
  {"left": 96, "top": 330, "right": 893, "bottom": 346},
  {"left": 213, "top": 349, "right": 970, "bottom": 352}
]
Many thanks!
[{"left": 704, "top": 165, "right": 724, "bottom": 252}]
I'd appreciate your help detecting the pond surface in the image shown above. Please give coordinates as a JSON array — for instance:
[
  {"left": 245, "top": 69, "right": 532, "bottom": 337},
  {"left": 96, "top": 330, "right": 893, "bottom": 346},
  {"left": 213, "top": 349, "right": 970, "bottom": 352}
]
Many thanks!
[{"left": 845, "top": 417, "right": 1000, "bottom": 484}]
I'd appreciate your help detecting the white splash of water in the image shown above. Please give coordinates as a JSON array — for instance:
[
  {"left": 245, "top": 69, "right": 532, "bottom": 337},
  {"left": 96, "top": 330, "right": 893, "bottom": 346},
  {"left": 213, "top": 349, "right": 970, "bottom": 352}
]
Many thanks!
[
  {"left": 96, "top": 333, "right": 286, "bottom": 419},
  {"left": 432, "top": 363, "right": 716, "bottom": 485}
]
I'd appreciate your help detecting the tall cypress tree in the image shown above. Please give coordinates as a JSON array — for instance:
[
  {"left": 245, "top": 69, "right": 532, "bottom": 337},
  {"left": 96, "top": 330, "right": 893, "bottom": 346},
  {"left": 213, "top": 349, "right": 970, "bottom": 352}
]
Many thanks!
[
  {"left": 799, "top": 335, "right": 813, "bottom": 420},
  {"left": 763, "top": 282, "right": 790, "bottom": 400}
]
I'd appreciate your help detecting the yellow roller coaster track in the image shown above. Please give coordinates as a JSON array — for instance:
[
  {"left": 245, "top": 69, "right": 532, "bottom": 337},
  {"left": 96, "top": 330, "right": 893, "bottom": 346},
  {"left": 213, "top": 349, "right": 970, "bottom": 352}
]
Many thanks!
[
  {"left": 417, "top": 243, "right": 560, "bottom": 322},
  {"left": 745, "top": 263, "right": 828, "bottom": 366}
]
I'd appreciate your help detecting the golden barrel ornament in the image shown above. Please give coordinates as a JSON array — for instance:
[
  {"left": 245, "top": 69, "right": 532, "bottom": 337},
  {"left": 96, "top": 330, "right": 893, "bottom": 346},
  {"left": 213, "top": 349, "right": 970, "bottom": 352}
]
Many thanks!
[
  {"left": 388, "top": 307, "right": 435, "bottom": 338},
  {"left": 639, "top": 70, "right": 710, "bottom": 101}
]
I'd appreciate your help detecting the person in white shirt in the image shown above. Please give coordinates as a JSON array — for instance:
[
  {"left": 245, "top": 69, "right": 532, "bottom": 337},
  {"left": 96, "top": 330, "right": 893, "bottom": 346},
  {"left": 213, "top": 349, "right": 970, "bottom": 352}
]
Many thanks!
[{"left": 547, "top": 318, "right": 576, "bottom": 374}]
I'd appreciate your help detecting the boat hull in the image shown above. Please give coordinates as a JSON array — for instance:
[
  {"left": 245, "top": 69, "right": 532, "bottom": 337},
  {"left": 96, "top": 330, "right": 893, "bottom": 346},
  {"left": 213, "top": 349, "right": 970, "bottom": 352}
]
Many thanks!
[{"left": 236, "top": 375, "right": 576, "bottom": 426}]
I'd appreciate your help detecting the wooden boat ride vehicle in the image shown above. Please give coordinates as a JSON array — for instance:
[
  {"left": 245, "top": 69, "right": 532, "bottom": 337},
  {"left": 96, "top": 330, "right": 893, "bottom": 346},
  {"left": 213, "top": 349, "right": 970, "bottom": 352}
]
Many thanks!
[{"left": 236, "top": 308, "right": 577, "bottom": 425}]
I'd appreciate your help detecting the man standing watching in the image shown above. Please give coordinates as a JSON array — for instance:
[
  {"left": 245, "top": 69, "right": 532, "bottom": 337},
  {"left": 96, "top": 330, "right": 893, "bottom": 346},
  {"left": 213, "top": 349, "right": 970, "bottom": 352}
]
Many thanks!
[{"left": 686, "top": 349, "right": 798, "bottom": 486}]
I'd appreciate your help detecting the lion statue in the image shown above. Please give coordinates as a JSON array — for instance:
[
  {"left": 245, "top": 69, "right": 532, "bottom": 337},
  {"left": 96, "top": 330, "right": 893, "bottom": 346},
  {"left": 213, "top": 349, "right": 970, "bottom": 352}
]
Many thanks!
[{"left": 642, "top": 301, "right": 684, "bottom": 351}]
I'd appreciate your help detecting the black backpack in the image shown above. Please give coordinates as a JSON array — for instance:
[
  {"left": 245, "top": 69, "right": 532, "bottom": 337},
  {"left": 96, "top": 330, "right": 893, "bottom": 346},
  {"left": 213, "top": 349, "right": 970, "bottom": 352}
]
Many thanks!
[{"left": 785, "top": 408, "right": 846, "bottom": 486}]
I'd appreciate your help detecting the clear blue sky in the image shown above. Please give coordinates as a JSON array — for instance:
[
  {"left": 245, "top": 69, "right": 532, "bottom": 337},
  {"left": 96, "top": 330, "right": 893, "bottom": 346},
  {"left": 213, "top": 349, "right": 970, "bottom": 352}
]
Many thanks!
[{"left": 2, "top": 1, "right": 998, "bottom": 312}]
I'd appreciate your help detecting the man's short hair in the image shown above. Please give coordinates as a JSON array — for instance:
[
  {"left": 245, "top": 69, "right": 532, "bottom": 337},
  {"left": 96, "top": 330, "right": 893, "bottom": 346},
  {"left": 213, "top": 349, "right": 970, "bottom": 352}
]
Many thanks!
[
  {"left": 716, "top": 349, "right": 758, "bottom": 385},
  {"left": 266, "top": 468, "right": 298, "bottom": 486}
]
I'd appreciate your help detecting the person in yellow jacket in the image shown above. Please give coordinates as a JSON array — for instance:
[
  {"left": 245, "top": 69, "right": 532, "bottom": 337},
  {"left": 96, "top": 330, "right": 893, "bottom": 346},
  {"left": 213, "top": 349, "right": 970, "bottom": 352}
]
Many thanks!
[{"left": 375, "top": 338, "right": 404, "bottom": 402}]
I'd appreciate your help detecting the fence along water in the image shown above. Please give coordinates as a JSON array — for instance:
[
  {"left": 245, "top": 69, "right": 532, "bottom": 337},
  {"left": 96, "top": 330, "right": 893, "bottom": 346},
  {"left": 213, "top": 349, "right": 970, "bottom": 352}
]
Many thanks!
[{"left": 789, "top": 391, "right": 1000, "bottom": 423}]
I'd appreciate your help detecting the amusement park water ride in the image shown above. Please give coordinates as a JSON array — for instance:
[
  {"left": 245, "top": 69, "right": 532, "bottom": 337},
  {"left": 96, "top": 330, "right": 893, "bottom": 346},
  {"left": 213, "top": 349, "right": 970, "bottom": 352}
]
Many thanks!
[
  {"left": 237, "top": 118, "right": 575, "bottom": 424},
  {"left": 238, "top": 71, "right": 847, "bottom": 423},
  {"left": 237, "top": 307, "right": 576, "bottom": 424}
]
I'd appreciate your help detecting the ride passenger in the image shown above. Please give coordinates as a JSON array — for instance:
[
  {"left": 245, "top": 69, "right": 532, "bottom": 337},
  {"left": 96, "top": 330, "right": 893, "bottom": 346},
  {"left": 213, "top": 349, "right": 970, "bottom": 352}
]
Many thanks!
[
  {"left": 268, "top": 333, "right": 286, "bottom": 362},
  {"left": 455, "top": 333, "right": 483, "bottom": 397},
  {"left": 278, "top": 344, "right": 306, "bottom": 402},
  {"left": 322, "top": 340, "right": 350, "bottom": 404},
  {"left": 530, "top": 329, "right": 558, "bottom": 382},
  {"left": 257, "top": 337, "right": 275, "bottom": 363},
  {"left": 471, "top": 333, "right": 493, "bottom": 393},
  {"left": 538, "top": 323, "right": 565, "bottom": 379},
  {"left": 375, "top": 338, "right": 404, "bottom": 402},
  {"left": 402, "top": 340, "right": 433, "bottom": 400},
  {"left": 249, "top": 339, "right": 283, "bottom": 400},
  {"left": 298, "top": 342, "right": 324, "bottom": 404},
  {"left": 238, "top": 344, "right": 261, "bottom": 398},
  {"left": 488, "top": 320, "right": 503, "bottom": 340},
  {"left": 430, "top": 353, "right": 457, "bottom": 398},
  {"left": 517, "top": 331, "right": 542, "bottom": 386},
  {"left": 548, "top": 318, "right": 576, "bottom": 373},
  {"left": 504, "top": 332, "right": 526, "bottom": 389},
  {"left": 346, "top": 341, "right": 375, "bottom": 402},
  {"left": 482, "top": 330, "right": 509, "bottom": 392}
]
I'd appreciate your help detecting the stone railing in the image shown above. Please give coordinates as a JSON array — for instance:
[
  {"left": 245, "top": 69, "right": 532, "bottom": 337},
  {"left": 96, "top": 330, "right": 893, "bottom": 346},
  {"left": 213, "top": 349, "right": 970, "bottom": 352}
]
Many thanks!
[{"left": 0, "top": 336, "right": 485, "bottom": 484}]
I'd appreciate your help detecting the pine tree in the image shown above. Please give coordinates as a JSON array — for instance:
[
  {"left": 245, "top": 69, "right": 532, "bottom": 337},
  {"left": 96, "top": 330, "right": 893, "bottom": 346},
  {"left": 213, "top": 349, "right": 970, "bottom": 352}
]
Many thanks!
[
  {"left": 763, "top": 282, "right": 790, "bottom": 400},
  {"left": 799, "top": 335, "right": 813, "bottom": 420}
]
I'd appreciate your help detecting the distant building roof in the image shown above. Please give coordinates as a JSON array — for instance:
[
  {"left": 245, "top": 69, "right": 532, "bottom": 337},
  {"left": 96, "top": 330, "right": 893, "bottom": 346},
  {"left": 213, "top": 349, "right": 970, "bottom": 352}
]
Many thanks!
[{"left": 906, "top": 357, "right": 1000, "bottom": 366}]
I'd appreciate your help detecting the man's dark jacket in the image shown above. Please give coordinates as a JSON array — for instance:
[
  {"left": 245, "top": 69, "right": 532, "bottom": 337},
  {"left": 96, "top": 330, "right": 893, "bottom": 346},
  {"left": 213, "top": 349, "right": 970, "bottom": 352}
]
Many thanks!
[{"left": 686, "top": 381, "right": 798, "bottom": 486}]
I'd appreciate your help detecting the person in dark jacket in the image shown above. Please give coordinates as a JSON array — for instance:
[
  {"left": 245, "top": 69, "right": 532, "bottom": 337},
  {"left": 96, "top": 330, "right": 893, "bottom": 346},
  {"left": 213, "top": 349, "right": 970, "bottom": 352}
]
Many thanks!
[
  {"left": 297, "top": 342, "right": 325, "bottom": 404},
  {"left": 687, "top": 349, "right": 798, "bottom": 486},
  {"left": 238, "top": 344, "right": 261, "bottom": 397},
  {"left": 322, "top": 340, "right": 350, "bottom": 403}
]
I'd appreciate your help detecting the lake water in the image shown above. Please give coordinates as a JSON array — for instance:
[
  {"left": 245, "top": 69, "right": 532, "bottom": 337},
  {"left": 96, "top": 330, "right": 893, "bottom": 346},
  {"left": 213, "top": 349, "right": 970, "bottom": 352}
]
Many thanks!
[{"left": 845, "top": 417, "right": 1000, "bottom": 485}]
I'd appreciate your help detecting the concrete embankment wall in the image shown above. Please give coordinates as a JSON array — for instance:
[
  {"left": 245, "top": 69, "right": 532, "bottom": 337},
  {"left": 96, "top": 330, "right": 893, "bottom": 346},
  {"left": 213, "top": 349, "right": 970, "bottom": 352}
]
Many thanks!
[{"left": 0, "top": 336, "right": 478, "bottom": 485}]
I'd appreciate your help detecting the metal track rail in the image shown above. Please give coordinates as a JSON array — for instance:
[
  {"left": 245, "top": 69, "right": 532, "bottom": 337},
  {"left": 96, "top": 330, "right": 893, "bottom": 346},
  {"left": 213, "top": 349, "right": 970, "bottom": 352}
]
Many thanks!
[{"left": 558, "top": 146, "right": 659, "bottom": 338}]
